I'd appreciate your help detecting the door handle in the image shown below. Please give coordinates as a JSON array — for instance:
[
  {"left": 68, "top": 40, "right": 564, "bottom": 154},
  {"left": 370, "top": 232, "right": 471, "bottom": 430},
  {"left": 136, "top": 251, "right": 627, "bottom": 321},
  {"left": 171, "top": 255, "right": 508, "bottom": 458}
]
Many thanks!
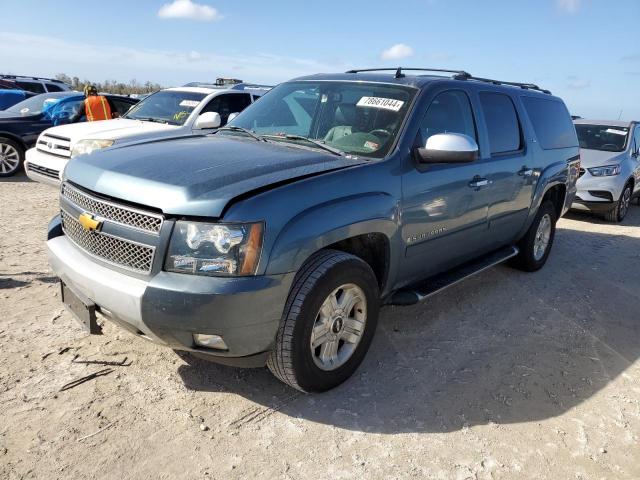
[
  {"left": 518, "top": 167, "right": 534, "bottom": 177},
  {"left": 469, "top": 177, "right": 489, "bottom": 188}
]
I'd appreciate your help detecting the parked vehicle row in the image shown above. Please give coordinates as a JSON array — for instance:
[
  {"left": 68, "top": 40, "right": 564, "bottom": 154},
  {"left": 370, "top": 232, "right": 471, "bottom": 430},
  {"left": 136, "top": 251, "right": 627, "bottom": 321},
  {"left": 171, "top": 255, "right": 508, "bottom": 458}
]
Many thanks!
[
  {"left": 46, "top": 67, "right": 581, "bottom": 392},
  {"left": 23, "top": 82, "right": 270, "bottom": 185},
  {"left": 0, "top": 92, "right": 138, "bottom": 177}
]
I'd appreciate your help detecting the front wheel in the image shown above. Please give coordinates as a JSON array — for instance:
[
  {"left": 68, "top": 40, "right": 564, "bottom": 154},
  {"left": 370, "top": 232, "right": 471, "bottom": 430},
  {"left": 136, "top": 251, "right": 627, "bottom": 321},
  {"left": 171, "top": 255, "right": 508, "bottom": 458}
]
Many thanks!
[
  {"left": 267, "top": 250, "right": 380, "bottom": 392},
  {"left": 511, "top": 200, "right": 557, "bottom": 272},
  {"left": 0, "top": 137, "right": 24, "bottom": 177},
  {"left": 603, "top": 183, "right": 632, "bottom": 222}
]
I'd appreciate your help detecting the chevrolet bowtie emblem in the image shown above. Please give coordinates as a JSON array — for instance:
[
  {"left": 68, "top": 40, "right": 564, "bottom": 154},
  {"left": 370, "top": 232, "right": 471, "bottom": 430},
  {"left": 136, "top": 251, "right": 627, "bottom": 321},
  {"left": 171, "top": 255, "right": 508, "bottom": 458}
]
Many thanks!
[{"left": 78, "top": 213, "right": 102, "bottom": 232}]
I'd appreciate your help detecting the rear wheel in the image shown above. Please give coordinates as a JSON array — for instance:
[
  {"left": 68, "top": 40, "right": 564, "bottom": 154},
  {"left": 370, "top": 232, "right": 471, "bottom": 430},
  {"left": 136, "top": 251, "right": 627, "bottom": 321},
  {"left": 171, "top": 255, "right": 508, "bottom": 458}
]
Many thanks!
[
  {"left": 267, "top": 250, "right": 379, "bottom": 392},
  {"left": 511, "top": 200, "right": 557, "bottom": 272},
  {"left": 0, "top": 137, "right": 23, "bottom": 177},
  {"left": 603, "top": 183, "right": 632, "bottom": 222}
]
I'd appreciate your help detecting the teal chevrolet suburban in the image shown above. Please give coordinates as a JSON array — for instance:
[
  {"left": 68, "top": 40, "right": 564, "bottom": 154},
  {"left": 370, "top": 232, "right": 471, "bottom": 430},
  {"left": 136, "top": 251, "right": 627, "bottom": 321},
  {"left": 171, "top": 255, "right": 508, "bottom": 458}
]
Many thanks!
[{"left": 47, "top": 68, "right": 580, "bottom": 392}]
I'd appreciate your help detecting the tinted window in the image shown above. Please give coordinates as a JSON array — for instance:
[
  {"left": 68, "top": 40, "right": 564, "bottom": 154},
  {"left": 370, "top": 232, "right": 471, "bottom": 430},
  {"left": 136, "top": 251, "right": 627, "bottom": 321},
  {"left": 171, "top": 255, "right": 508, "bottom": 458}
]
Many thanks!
[
  {"left": 634, "top": 126, "right": 640, "bottom": 153},
  {"left": 420, "top": 90, "right": 477, "bottom": 143},
  {"left": 110, "top": 98, "right": 135, "bottom": 116},
  {"left": 521, "top": 97, "right": 577, "bottom": 150},
  {"left": 575, "top": 124, "right": 629, "bottom": 152},
  {"left": 16, "top": 81, "right": 45, "bottom": 94},
  {"left": 45, "top": 83, "right": 64, "bottom": 92},
  {"left": 479, "top": 92, "right": 521, "bottom": 154},
  {"left": 202, "top": 93, "right": 252, "bottom": 125}
]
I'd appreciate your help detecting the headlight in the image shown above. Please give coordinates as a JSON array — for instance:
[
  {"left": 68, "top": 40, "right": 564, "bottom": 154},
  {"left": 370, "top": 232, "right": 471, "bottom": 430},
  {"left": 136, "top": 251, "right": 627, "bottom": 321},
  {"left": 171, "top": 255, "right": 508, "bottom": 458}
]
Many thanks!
[
  {"left": 588, "top": 164, "right": 620, "bottom": 177},
  {"left": 165, "top": 221, "right": 264, "bottom": 276},
  {"left": 71, "top": 139, "right": 114, "bottom": 158}
]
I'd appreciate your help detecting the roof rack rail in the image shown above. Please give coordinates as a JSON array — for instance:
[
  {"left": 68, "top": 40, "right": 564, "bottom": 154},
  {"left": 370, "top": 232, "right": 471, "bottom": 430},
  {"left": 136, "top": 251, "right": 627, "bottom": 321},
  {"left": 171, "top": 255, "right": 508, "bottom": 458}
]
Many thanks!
[
  {"left": 346, "top": 67, "right": 471, "bottom": 80},
  {"left": 465, "top": 75, "right": 552, "bottom": 94},
  {"left": 0, "top": 74, "right": 66, "bottom": 84},
  {"left": 345, "top": 67, "right": 551, "bottom": 94}
]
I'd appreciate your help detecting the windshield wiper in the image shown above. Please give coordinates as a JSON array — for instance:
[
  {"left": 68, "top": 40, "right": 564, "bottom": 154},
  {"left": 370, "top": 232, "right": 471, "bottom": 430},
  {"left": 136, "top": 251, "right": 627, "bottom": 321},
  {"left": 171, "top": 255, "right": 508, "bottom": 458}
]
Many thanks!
[
  {"left": 130, "top": 117, "right": 169, "bottom": 124},
  {"left": 217, "top": 125, "right": 265, "bottom": 142},
  {"left": 262, "top": 134, "right": 344, "bottom": 156}
]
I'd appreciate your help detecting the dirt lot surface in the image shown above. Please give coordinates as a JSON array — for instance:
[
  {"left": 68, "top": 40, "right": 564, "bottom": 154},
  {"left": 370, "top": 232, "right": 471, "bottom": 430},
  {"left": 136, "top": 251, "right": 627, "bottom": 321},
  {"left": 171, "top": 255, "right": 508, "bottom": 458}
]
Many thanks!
[{"left": 1, "top": 172, "right": 639, "bottom": 480}]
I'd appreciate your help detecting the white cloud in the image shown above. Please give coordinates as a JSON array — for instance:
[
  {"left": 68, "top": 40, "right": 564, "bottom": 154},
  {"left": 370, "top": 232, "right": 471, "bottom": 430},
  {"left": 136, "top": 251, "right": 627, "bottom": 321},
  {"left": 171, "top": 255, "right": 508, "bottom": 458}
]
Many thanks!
[
  {"left": 158, "top": 0, "right": 221, "bottom": 21},
  {"left": 0, "top": 32, "right": 343, "bottom": 85},
  {"left": 557, "top": 0, "right": 581, "bottom": 13},
  {"left": 566, "top": 76, "right": 590, "bottom": 89},
  {"left": 380, "top": 44, "right": 414, "bottom": 61}
]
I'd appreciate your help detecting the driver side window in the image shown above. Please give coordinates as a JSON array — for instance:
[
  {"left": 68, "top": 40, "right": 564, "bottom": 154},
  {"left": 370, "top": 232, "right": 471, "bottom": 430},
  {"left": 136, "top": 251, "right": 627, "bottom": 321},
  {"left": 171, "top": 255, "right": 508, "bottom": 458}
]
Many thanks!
[{"left": 420, "top": 90, "right": 477, "bottom": 144}]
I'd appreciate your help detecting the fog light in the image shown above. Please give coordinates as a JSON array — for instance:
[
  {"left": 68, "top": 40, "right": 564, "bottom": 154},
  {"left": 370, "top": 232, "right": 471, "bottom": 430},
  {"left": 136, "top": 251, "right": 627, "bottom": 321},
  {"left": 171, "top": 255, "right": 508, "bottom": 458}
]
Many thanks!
[{"left": 193, "top": 334, "right": 228, "bottom": 350}]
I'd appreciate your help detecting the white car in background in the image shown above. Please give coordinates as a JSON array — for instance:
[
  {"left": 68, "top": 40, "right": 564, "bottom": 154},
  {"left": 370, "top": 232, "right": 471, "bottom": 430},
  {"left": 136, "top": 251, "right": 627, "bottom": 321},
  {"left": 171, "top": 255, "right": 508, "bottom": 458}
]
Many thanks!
[
  {"left": 572, "top": 119, "right": 640, "bottom": 222},
  {"left": 24, "top": 82, "right": 270, "bottom": 186}
]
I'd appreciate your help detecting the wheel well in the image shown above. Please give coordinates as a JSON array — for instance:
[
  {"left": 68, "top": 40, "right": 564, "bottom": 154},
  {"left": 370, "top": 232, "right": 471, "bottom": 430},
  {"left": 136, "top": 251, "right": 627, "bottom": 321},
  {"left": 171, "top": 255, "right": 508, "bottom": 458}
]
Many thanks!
[
  {"left": 325, "top": 233, "right": 390, "bottom": 291},
  {"left": 0, "top": 132, "right": 27, "bottom": 152},
  {"left": 542, "top": 184, "right": 566, "bottom": 219}
]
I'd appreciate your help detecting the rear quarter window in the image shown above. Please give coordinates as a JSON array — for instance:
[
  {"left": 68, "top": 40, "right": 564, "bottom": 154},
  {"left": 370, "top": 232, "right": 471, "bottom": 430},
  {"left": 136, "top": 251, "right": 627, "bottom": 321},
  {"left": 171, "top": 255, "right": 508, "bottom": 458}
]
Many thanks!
[
  {"left": 522, "top": 96, "right": 578, "bottom": 150},
  {"left": 479, "top": 92, "right": 522, "bottom": 155}
]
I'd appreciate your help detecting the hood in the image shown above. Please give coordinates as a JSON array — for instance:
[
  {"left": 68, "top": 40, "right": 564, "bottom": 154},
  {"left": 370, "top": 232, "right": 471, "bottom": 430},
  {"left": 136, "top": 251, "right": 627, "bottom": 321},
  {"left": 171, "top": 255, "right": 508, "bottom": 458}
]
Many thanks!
[
  {"left": 579, "top": 148, "right": 626, "bottom": 168},
  {"left": 0, "top": 111, "right": 39, "bottom": 121},
  {"left": 64, "top": 135, "right": 366, "bottom": 217},
  {"left": 43, "top": 118, "right": 179, "bottom": 143}
]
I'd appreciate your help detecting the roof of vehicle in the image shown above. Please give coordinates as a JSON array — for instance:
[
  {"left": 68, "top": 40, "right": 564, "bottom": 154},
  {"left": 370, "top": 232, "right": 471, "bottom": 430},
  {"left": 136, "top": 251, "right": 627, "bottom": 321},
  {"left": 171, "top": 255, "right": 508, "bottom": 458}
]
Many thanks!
[
  {"left": 0, "top": 74, "right": 68, "bottom": 84},
  {"left": 164, "top": 86, "right": 219, "bottom": 94},
  {"left": 293, "top": 67, "right": 554, "bottom": 96},
  {"left": 573, "top": 118, "right": 637, "bottom": 128}
]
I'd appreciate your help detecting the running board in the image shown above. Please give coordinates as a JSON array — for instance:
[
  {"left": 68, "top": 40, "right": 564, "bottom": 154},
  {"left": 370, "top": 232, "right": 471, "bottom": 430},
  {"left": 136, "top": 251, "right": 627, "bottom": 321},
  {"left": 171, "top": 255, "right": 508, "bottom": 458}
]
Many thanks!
[{"left": 388, "top": 246, "right": 519, "bottom": 306}]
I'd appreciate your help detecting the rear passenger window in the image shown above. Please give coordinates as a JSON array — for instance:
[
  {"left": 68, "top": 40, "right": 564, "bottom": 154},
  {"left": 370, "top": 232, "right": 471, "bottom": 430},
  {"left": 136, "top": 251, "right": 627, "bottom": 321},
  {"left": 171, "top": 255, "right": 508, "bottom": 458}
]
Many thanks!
[
  {"left": 420, "top": 90, "right": 477, "bottom": 143},
  {"left": 45, "top": 83, "right": 64, "bottom": 92},
  {"left": 479, "top": 92, "right": 521, "bottom": 154},
  {"left": 16, "top": 81, "right": 45, "bottom": 94},
  {"left": 521, "top": 97, "right": 577, "bottom": 150}
]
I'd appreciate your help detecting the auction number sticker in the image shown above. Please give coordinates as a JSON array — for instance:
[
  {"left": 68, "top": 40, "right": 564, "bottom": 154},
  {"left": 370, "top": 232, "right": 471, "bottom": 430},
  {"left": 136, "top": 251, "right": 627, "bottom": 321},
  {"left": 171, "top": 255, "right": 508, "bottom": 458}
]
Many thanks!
[
  {"left": 357, "top": 97, "right": 404, "bottom": 111},
  {"left": 179, "top": 100, "right": 200, "bottom": 108}
]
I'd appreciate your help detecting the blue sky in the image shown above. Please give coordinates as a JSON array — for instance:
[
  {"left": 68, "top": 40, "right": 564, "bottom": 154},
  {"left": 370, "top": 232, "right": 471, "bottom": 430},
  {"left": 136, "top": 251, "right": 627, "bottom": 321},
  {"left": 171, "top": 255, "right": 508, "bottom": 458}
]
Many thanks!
[{"left": 1, "top": 0, "right": 639, "bottom": 120}]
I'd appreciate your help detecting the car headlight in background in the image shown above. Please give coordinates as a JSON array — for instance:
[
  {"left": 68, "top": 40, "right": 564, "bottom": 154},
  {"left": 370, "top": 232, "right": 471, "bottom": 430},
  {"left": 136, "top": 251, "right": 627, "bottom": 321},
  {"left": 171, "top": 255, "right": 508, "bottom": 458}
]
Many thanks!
[
  {"left": 588, "top": 164, "right": 620, "bottom": 177},
  {"left": 165, "top": 221, "right": 264, "bottom": 276},
  {"left": 71, "top": 139, "right": 114, "bottom": 158}
]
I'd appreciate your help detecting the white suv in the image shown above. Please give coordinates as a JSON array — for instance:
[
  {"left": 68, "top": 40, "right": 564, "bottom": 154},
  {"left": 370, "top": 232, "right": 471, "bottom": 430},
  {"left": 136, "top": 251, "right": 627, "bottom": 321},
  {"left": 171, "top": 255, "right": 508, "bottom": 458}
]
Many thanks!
[
  {"left": 572, "top": 120, "right": 640, "bottom": 222},
  {"left": 24, "top": 83, "right": 269, "bottom": 187}
]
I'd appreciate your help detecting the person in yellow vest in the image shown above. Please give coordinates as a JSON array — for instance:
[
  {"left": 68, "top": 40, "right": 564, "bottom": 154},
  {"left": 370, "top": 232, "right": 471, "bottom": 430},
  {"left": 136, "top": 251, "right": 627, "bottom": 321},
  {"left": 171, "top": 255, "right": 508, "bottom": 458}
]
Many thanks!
[{"left": 70, "top": 85, "right": 116, "bottom": 123}]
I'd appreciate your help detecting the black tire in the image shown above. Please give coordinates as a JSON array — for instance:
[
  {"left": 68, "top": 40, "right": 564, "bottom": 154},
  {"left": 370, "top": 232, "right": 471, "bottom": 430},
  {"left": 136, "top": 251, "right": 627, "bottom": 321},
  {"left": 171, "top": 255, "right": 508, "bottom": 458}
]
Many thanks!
[
  {"left": 267, "top": 249, "right": 380, "bottom": 392},
  {"left": 0, "top": 137, "right": 24, "bottom": 177},
  {"left": 511, "top": 201, "right": 557, "bottom": 272},
  {"left": 603, "top": 183, "right": 632, "bottom": 222}
]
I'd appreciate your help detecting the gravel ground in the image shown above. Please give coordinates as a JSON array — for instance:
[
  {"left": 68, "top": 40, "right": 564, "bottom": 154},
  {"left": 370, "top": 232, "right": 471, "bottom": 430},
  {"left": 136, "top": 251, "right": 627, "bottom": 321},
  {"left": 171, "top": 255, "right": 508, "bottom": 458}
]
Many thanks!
[{"left": 1, "top": 172, "right": 639, "bottom": 480}]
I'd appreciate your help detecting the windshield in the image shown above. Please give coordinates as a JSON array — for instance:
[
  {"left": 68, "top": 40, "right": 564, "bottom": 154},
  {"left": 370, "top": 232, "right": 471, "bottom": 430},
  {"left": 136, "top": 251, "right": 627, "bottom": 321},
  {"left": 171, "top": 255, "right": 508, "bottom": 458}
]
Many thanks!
[
  {"left": 575, "top": 124, "right": 629, "bottom": 152},
  {"left": 226, "top": 81, "right": 417, "bottom": 158},
  {"left": 5, "top": 92, "right": 76, "bottom": 116},
  {"left": 124, "top": 90, "right": 206, "bottom": 125}
]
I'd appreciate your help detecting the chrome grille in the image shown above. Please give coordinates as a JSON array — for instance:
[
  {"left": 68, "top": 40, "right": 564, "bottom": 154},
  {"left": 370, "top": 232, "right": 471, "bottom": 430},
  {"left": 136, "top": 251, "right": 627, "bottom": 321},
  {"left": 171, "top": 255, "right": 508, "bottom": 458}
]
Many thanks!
[
  {"left": 61, "top": 183, "right": 163, "bottom": 234},
  {"left": 37, "top": 133, "right": 71, "bottom": 158},
  {"left": 60, "top": 209, "right": 155, "bottom": 273}
]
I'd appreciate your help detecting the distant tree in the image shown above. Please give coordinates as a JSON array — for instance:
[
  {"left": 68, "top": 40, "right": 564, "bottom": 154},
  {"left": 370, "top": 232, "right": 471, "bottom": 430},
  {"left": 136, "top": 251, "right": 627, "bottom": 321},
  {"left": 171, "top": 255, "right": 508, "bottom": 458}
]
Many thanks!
[{"left": 52, "top": 73, "right": 163, "bottom": 95}]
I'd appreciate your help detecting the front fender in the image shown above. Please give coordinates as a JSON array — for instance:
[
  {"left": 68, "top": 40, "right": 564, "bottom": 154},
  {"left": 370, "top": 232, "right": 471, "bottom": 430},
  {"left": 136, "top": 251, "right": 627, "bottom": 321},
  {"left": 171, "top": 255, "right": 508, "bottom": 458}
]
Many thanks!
[{"left": 266, "top": 192, "right": 399, "bottom": 276}]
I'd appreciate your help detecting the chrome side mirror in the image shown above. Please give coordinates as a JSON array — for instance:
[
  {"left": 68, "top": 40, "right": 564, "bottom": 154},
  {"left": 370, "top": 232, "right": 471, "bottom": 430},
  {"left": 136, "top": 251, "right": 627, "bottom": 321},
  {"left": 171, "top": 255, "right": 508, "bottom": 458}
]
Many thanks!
[{"left": 416, "top": 133, "right": 479, "bottom": 164}]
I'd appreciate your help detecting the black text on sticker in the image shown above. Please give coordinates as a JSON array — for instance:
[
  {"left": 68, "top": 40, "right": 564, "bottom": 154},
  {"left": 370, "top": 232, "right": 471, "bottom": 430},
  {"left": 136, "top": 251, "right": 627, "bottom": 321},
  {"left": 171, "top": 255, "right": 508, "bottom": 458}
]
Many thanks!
[{"left": 356, "top": 97, "right": 405, "bottom": 112}]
